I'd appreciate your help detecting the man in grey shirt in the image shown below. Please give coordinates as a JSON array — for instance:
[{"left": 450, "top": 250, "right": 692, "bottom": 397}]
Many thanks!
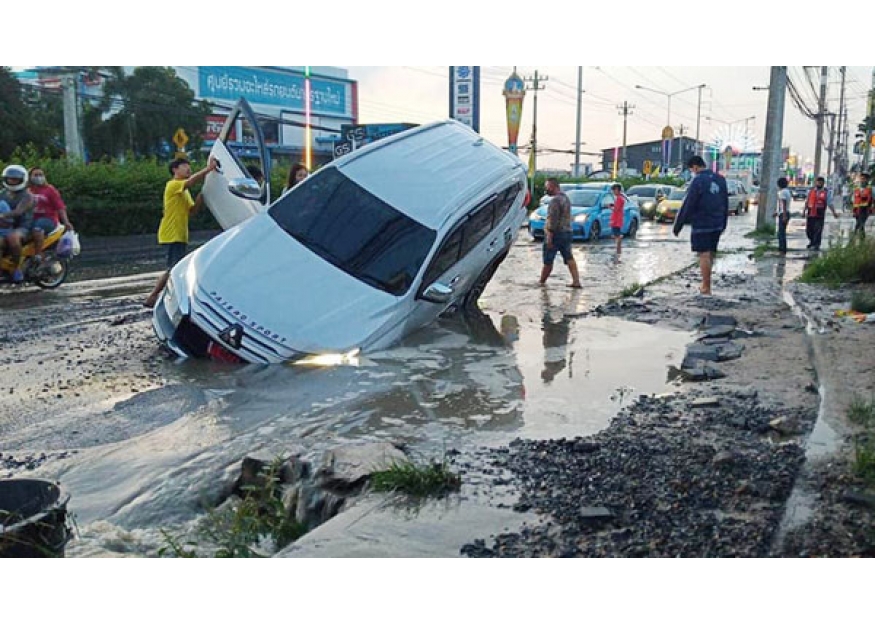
[{"left": 539, "top": 178, "right": 582, "bottom": 288}]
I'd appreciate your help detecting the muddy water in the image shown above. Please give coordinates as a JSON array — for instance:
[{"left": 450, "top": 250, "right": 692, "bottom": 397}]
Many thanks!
[{"left": 9, "top": 214, "right": 773, "bottom": 556}]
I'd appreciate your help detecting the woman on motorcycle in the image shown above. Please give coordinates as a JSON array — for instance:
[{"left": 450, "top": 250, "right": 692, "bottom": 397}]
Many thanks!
[{"left": 28, "top": 166, "right": 74, "bottom": 259}]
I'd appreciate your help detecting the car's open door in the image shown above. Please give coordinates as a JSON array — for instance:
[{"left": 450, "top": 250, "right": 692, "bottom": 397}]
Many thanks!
[{"left": 202, "top": 98, "right": 272, "bottom": 230}]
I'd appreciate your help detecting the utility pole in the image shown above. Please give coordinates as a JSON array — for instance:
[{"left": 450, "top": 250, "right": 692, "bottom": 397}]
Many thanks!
[
  {"left": 62, "top": 74, "right": 84, "bottom": 161},
  {"left": 863, "top": 68, "right": 875, "bottom": 172},
  {"left": 836, "top": 66, "right": 847, "bottom": 180},
  {"left": 814, "top": 66, "right": 828, "bottom": 178},
  {"left": 677, "top": 124, "right": 687, "bottom": 169},
  {"left": 617, "top": 101, "right": 634, "bottom": 173},
  {"left": 756, "top": 67, "right": 787, "bottom": 229},
  {"left": 523, "top": 70, "right": 548, "bottom": 183},
  {"left": 695, "top": 85, "right": 705, "bottom": 157},
  {"left": 574, "top": 67, "right": 583, "bottom": 177}
]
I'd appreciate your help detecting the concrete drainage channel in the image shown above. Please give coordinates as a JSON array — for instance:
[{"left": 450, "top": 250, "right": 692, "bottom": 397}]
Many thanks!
[{"left": 771, "top": 283, "right": 843, "bottom": 550}]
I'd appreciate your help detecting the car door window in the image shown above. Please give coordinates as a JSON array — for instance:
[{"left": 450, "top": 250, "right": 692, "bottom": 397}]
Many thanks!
[
  {"left": 421, "top": 227, "right": 463, "bottom": 288},
  {"left": 460, "top": 201, "right": 495, "bottom": 258},
  {"left": 493, "top": 183, "right": 523, "bottom": 225}
]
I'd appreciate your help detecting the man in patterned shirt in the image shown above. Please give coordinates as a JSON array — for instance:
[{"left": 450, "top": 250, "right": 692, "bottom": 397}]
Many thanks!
[{"left": 539, "top": 178, "right": 582, "bottom": 288}]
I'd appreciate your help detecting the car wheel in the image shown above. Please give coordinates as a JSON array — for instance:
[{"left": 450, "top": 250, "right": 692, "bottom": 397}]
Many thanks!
[
  {"left": 463, "top": 255, "right": 503, "bottom": 311},
  {"left": 588, "top": 221, "right": 601, "bottom": 242},
  {"left": 626, "top": 219, "right": 638, "bottom": 238}
]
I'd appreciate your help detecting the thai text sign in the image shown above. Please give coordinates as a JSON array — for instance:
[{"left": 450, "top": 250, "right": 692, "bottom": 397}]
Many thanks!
[{"left": 198, "top": 67, "right": 352, "bottom": 117}]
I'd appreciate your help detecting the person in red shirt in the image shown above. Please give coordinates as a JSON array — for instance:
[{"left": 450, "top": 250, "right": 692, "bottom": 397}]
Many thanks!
[
  {"left": 609, "top": 183, "right": 627, "bottom": 259},
  {"left": 28, "top": 167, "right": 74, "bottom": 258}
]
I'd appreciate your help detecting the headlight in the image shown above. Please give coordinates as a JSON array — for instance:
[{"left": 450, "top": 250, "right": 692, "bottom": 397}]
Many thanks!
[
  {"left": 643, "top": 201, "right": 655, "bottom": 209},
  {"left": 574, "top": 214, "right": 589, "bottom": 223},
  {"left": 163, "top": 279, "right": 182, "bottom": 327}
]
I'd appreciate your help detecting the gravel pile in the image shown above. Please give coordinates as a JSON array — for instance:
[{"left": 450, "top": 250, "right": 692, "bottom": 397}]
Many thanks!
[{"left": 462, "top": 392, "right": 811, "bottom": 558}]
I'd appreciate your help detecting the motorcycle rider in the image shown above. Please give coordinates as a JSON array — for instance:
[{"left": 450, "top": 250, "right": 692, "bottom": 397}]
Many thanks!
[{"left": 0, "top": 164, "right": 36, "bottom": 283}]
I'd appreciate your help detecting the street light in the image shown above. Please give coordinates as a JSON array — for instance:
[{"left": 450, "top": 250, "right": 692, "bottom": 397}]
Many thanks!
[
  {"left": 635, "top": 83, "right": 707, "bottom": 129},
  {"left": 636, "top": 82, "right": 707, "bottom": 165}
]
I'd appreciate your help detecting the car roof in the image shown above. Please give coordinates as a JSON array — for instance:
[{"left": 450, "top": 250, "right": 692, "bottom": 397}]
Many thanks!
[{"left": 334, "top": 120, "right": 525, "bottom": 230}]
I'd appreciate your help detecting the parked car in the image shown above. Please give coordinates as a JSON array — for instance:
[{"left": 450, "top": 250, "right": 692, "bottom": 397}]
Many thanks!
[
  {"left": 152, "top": 100, "right": 528, "bottom": 365},
  {"left": 654, "top": 188, "right": 687, "bottom": 223},
  {"left": 726, "top": 179, "right": 748, "bottom": 215},
  {"left": 747, "top": 185, "right": 760, "bottom": 209},
  {"left": 528, "top": 182, "right": 640, "bottom": 241},
  {"left": 791, "top": 186, "right": 809, "bottom": 201},
  {"left": 626, "top": 184, "right": 674, "bottom": 220}
]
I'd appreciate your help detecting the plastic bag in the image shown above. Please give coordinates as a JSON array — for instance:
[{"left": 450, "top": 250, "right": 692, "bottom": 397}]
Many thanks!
[
  {"left": 57, "top": 231, "right": 80, "bottom": 258},
  {"left": 69, "top": 231, "right": 81, "bottom": 256}
]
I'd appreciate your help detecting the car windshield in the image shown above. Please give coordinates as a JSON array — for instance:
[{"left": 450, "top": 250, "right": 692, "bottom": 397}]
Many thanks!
[
  {"left": 268, "top": 167, "right": 436, "bottom": 296},
  {"left": 669, "top": 189, "right": 686, "bottom": 200},
  {"left": 627, "top": 186, "right": 656, "bottom": 197},
  {"left": 566, "top": 190, "right": 601, "bottom": 207}
]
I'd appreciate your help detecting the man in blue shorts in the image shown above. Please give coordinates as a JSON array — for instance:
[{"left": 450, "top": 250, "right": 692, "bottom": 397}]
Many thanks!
[
  {"left": 673, "top": 156, "right": 729, "bottom": 295},
  {"left": 539, "top": 178, "right": 582, "bottom": 288}
]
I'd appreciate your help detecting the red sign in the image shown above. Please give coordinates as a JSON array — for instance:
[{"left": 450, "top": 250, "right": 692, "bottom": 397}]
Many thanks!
[{"left": 205, "top": 115, "right": 235, "bottom": 142}]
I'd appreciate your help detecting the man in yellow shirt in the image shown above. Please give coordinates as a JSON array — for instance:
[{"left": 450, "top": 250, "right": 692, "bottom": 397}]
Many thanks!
[{"left": 144, "top": 156, "right": 217, "bottom": 308}]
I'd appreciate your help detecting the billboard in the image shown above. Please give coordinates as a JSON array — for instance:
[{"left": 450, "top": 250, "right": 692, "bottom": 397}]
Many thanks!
[
  {"left": 449, "top": 66, "right": 480, "bottom": 132},
  {"left": 198, "top": 66, "right": 354, "bottom": 117}
]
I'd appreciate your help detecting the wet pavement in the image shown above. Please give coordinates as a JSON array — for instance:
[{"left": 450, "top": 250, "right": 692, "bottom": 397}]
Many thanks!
[{"left": 0, "top": 203, "right": 865, "bottom": 557}]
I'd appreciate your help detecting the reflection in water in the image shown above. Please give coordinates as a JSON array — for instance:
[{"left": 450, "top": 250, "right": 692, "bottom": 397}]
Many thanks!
[{"left": 540, "top": 289, "right": 575, "bottom": 384}]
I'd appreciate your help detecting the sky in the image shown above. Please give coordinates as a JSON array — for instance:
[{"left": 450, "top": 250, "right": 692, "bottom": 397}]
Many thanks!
[
  {"left": 12, "top": 2, "right": 873, "bottom": 176},
  {"left": 346, "top": 66, "right": 875, "bottom": 172}
]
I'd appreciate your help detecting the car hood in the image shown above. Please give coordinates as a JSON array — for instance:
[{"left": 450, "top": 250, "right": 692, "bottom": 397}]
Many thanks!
[
  {"left": 659, "top": 200, "right": 683, "bottom": 210},
  {"left": 533, "top": 205, "right": 596, "bottom": 218},
  {"left": 182, "top": 214, "right": 404, "bottom": 353}
]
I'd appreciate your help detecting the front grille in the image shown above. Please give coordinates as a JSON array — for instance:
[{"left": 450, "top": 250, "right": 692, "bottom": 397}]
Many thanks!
[{"left": 188, "top": 286, "right": 304, "bottom": 364}]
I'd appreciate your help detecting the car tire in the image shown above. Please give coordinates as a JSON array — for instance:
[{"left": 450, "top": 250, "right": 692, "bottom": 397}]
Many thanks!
[
  {"left": 626, "top": 219, "right": 638, "bottom": 239},
  {"left": 588, "top": 221, "right": 601, "bottom": 242},
  {"left": 462, "top": 254, "right": 504, "bottom": 311}
]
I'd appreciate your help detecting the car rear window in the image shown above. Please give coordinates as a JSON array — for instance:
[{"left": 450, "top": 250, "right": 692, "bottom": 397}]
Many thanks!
[{"left": 268, "top": 168, "right": 436, "bottom": 296}]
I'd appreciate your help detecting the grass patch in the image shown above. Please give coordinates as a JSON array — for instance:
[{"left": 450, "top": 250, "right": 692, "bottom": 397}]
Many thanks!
[
  {"left": 851, "top": 291, "right": 875, "bottom": 314},
  {"left": 370, "top": 458, "right": 461, "bottom": 497},
  {"left": 853, "top": 436, "right": 875, "bottom": 484},
  {"left": 798, "top": 239, "right": 875, "bottom": 286},
  {"left": 159, "top": 457, "right": 306, "bottom": 558},
  {"left": 848, "top": 396, "right": 875, "bottom": 427},
  {"left": 619, "top": 282, "right": 644, "bottom": 298},
  {"left": 752, "top": 241, "right": 776, "bottom": 259},
  {"left": 745, "top": 223, "right": 776, "bottom": 239}
]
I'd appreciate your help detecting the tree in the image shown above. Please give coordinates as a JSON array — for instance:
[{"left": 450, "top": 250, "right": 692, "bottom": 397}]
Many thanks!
[{"left": 85, "top": 66, "right": 212, "bottom": 160}]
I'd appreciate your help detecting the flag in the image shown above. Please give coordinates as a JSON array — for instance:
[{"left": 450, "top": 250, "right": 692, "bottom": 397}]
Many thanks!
[{"left": 528, "top": 148, "right": 536, "bottom": 178}]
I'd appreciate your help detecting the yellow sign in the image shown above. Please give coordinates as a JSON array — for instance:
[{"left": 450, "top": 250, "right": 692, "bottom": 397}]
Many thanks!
[
  {"left": 643, "top": 160, "right": 653, "bottom": 175},
  {"left": 172, "top": 128, "right": 189, "bottom": 150},
  {"left": 661, "top": 126, "right": 674, "bottom": 141}
]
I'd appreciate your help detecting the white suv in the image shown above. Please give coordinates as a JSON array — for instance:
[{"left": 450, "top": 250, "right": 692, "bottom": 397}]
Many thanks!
[{"left": 152, "top": 101, "right": 528, "bottom": 364}]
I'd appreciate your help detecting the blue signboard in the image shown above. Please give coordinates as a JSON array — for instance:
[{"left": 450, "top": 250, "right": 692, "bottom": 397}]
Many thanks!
[
  {"left": 449, "top": 66, "right": 480, "bottom": 133},
  {"left": 198, "top": 66, "right": 351, "bottom": 117}
]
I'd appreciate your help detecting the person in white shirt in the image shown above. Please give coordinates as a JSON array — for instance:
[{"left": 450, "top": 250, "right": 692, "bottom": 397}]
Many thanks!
[{"left": 775, "top": 177, "right": 792, "bottom": 254}]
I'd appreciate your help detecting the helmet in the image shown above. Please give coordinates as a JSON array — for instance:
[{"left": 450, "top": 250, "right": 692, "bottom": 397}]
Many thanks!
[{"left": 2, "top": 164, "right": 28, "bottom": 192}]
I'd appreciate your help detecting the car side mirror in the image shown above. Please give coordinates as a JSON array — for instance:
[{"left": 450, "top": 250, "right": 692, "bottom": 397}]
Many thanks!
[
  {"left": 228, "top": 177, "right": 263, "bottom": 201},
  {"left": 421, "top": 282, "right": 454, "bottom": 304}
]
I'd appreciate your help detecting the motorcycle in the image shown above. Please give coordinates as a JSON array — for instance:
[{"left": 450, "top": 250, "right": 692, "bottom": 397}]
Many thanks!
[{"left": 0, "top": 226, "right": 72, "bottom": 289}]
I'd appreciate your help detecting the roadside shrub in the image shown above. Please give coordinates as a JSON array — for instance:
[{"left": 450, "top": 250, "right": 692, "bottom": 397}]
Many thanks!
[
  {"left": 798, "top": 239, "right": 875, "bottom": 286},
  {"left": 1, "top": 152, "right": 298, "bottom": 236},
  {"left": 850, "top": 291, "right": 875, "bottom": 314}
]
